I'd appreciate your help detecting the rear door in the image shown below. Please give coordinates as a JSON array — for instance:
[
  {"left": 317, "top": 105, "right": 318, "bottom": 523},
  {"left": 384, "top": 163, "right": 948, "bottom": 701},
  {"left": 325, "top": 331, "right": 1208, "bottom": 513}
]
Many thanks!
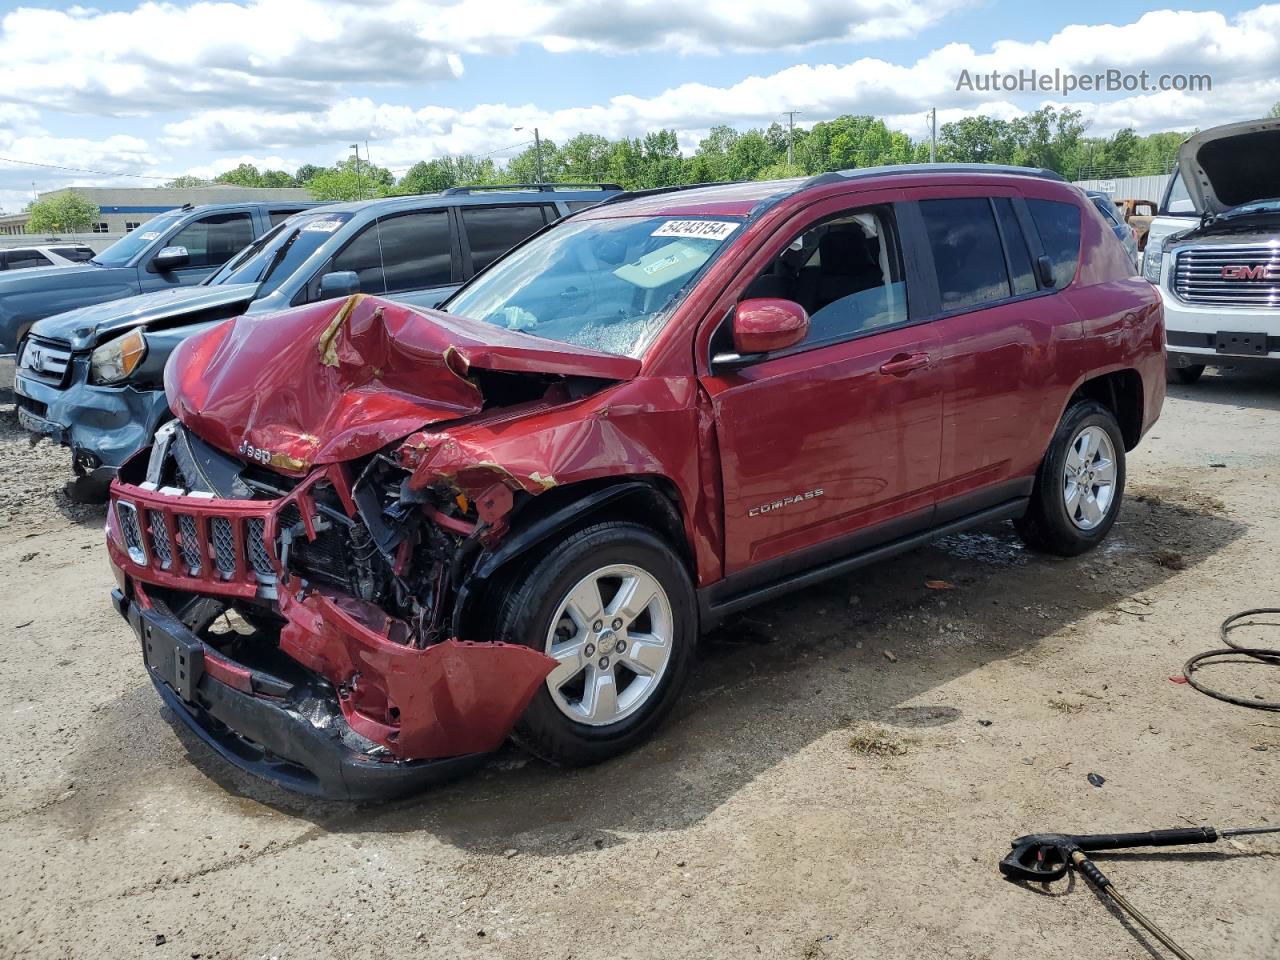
[
  {"left": 900, "top": 188, "right": 1080, "bottom": 518},
  {"left": 699, "top": 191, "right": 944, "bottom": 581}
]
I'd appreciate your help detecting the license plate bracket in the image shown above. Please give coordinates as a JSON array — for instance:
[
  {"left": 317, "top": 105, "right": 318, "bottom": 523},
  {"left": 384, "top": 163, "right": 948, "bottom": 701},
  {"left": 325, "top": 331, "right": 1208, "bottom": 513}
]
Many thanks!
[
  {"left": 1214, "top": 331, "right": 1268, "bottom": 356},
  {"left": 141, "top": 614, "right": 205, "bottom": 702}
]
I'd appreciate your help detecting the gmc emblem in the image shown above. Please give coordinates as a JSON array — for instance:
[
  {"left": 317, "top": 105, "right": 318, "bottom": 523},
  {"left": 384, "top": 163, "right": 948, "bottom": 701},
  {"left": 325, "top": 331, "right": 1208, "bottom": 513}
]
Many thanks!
[{"left": 1221, "top": 265, "right": 1268, "bottom": 280}]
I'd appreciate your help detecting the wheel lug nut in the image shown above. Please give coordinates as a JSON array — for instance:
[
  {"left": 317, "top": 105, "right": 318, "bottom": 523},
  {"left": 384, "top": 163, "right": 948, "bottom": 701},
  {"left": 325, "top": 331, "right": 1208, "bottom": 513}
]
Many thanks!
[
  {"left": 615, "top": 640, "right": 626, "bottom": 653},
  {"left": 599, "top": 656, "right": 610, "bottom": 668},
  {"left": 593, "top": 620, "right": 603, "bottom": 632},
  {"left": 612, "top": 618, "right": 623, "bottom": 630},
  {"left": 584, "top": 644, "right": 595, "bottom": 657}
]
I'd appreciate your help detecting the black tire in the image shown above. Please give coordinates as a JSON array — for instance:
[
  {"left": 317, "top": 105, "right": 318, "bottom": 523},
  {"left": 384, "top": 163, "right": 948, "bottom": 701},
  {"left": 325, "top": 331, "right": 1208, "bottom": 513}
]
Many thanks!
[
  {"left": 494, "top": 521, "right": 697, "bottom": 767},
  {"left": 1015, "top": 400, "right": 1126, "bottom": 557},
  {"left": 1167, "top": 364, "right": 1205, "bottom": 385}
]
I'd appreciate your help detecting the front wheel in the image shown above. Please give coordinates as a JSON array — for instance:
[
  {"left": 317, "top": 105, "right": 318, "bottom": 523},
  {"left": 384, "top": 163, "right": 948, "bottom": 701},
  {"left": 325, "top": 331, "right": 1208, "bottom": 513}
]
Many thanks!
[
  {"left": 1015, "top": 401, "right": 1126, "bottom": 556},
  {"left": 495, "top": 521, "right": 696, "bottom": 766}
]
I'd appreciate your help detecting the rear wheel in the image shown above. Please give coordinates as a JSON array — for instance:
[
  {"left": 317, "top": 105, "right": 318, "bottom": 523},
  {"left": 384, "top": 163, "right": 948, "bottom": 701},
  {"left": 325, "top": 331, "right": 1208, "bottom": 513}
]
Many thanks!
[
  {"left": 495, "top": 521, "right": 696, "bottom": 766},
  {"left": 1015, "top": 401, "right": 1126, "bottom": 557},
  {"left": 1167, "top": 363, "right": 1205, "bottom": 385}
]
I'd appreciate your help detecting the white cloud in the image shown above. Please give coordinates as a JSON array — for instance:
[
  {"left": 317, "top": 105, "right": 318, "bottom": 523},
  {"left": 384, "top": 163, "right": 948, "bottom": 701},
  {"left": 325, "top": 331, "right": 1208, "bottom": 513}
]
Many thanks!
[
  {"left": 158, "top": 4, "right": 1280, "bottom": 167},
  {"left": 0, "top": 0, "right": 965, "bottom": 116}
]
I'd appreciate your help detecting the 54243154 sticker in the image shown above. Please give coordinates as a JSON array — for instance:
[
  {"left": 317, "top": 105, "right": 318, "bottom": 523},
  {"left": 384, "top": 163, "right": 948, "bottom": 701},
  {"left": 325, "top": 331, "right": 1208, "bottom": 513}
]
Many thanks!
[{"left": 651, "top": 220, "right": 739, "bottom": 242}]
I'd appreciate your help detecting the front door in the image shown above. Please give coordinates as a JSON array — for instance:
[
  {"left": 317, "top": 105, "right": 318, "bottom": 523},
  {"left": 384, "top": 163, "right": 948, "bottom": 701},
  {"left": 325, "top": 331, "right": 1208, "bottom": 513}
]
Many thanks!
[{"left": 699, "top": 196, "right": 943, "bottom": 580}]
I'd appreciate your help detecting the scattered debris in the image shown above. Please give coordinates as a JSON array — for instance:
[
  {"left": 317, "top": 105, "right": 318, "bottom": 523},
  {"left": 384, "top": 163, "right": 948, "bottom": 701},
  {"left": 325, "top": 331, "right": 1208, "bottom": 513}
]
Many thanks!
[
  {"left": 154, "top": 935, "right": 166, "bottom": 947},
  {"left": 1152, "top": 550, "right": 1188, "bottom": 570},
  {"left": 882, "top": 649, "right": 898, "bottom": 663},
  {"left": 1087, "top": 772, "right": 1106, "bottom": 788},
  {"left": 1048, "top": 698, "right": 1085, "bottom": 714},
  {"left": 15, "top": 620, "right": 32, "bottom": 629},
  {"left": 1021, "top": 757, "right": 1035, "bottom": 765},
  {"left": 502, "top": 848, "right": 518, "bottom": 859},
  {"left": 977, "top": 719, "right": 993, "bottom": 727},
  {"left": 926, "top": 579, "right": 956, "bottom": 590},
  {"left": 848, "top": 726, "right": 912, "bottom": 757},
  {"left": 19, "top": 551, "right": 37, "bottom": 562},
  {"left": 1169, "top": 675, "right": 1190, "bottom": 684},
  {"left": 1209, "top": 462, "right": 1226, "bottom": 468}
]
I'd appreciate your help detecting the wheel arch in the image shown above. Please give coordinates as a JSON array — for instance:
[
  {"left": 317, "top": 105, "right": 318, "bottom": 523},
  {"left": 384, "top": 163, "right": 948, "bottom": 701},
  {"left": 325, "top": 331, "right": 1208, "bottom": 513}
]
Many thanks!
[
  {"left": 451, "top": 476, "right": 694, "bottom": 638},
  {"left": 1066, "top": 368, "right": 1144, "bottom": 451}
]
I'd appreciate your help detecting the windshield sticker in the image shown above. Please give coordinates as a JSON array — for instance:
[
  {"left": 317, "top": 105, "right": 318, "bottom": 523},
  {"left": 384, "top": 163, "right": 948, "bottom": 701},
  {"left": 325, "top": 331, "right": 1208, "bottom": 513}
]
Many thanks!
[
  {"left": 301, "top": 219, "right": 345, "bottom": 233},
  {"left": 139, "top": 231, "right": 161, "bottom": 241},
  {"left": 614, "top": 240, "right": 711, "bottom": 289},
  {"left": 651, "top": 220, "right": 739, "bottom": 242}
]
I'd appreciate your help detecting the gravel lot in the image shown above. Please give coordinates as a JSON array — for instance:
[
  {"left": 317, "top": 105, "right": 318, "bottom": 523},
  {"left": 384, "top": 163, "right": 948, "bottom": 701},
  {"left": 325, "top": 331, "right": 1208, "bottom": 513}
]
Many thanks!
[{"left": 1, "top": 368, "right": 1277, "bottom": 960}]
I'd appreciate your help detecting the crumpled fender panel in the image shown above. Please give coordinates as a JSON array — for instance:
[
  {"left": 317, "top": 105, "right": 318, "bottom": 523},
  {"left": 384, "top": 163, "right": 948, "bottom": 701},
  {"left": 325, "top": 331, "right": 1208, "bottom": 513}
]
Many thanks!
[
  {"left": 274, "top": 587, "right": 555, "bottom": 759},
  {"left": 165, "top": 294, "right": 640, "bottom": 473}
]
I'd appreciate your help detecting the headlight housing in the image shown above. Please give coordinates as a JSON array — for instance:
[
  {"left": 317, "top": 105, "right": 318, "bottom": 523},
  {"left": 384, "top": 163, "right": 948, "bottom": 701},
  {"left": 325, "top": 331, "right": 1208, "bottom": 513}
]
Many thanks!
[
  {"left": 90, "top": 329, "right": 148, "bottom": 384},
  {"left": 1142, "top": 239, "right": 1164, "bottom": 284}
]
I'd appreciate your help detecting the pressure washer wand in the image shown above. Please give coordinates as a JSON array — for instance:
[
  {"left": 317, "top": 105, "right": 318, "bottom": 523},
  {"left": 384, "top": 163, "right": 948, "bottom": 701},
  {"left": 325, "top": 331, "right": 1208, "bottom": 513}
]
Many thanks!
[{"left": 999, "top": 825, "right": 1280, "bottom": 960}]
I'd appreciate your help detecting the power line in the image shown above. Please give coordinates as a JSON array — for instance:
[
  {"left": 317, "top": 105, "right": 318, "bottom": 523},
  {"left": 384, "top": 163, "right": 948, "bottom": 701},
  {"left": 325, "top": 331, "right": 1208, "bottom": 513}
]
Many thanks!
[{"left": 0, "top": 155, "right": 172, "bottom": 180}]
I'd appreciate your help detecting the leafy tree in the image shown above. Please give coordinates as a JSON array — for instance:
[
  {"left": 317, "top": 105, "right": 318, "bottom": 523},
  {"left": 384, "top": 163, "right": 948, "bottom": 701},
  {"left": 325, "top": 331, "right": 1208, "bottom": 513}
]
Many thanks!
[
  {"left": 396, "top": 159, "right": 459, "bottom": 194},
  {"left": 26, "top": 191, "right": 101, "bottom": 233},
  {"left": 294, "top": 163, "right": 324, "bottom": 184},
  {"left": 333, "top": 156, "right": 394, "bottom": 190},
  {"left": 754, "top": 161, "right": 804, "bottom": 180},
  {"left": 258, "top": 169, "right": 298, "bottom": 188},
  {"left": 936, "top": 116, "right": 1014, "bottom": 164},
  {"left": 213, "top": 162, "right": 263, "bottom": 187},
  {"left": 558, "top": 133, "right": 613, "bottom": 183},
  {"left": 306, "top": 167, "right": 382, "bottom": 201},
  {"left": 165, "top": 175, "right": 211, "bottom": 187}
]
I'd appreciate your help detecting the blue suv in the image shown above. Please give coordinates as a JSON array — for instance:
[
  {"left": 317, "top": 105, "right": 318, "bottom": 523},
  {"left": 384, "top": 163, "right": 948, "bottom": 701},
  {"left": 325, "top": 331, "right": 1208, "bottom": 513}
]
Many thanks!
[
  {"left": 14, "top": 184, "right": 621, "bottom": 498},
  {"left": 0, "top": 201, "right": 317, "bottom": 355}
]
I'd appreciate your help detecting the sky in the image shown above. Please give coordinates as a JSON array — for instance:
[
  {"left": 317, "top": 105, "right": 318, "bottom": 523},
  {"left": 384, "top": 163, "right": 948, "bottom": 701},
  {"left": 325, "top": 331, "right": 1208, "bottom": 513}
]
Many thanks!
[{"left": 0, "top": 0, "right": 1276, "bottom": 213}]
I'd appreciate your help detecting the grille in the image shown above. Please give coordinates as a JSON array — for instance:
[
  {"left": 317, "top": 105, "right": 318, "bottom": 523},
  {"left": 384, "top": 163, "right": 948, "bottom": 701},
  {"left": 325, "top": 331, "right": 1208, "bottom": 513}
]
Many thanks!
[
  {"left": 211, "top": 517, "right": 237, "bottom": 576},
  {"left": 1173, "top": 244, "right": 1280, "bottom": 306},
  {"left": 246, "top": 517, "right": 275, "bottom": 579},
  {"left": 146, "top": 510, "right": 173, "bottom": 569},
  {"left": 177, "top": 514, "right": 202, "bottom": 573},
  {"left": 117, "top": 502, "right": 145, "bottom": 565},
  {"left": 17, "top": 336, "right": 73, "bottom": 388}
]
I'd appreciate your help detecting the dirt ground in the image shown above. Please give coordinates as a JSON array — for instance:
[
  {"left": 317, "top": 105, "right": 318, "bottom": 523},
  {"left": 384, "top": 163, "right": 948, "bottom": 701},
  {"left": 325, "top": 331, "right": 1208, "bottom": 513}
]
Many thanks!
[{"left": 1, "top": 367, "right": 1277, "bottom": 960}]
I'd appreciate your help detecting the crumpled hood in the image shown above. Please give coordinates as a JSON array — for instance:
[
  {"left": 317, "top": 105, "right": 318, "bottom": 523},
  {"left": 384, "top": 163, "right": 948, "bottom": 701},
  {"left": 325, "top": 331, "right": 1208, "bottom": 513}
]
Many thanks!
[
  {"left": 1178, "top": 117, "right": 1280, "bottom": 216},
  {"left": 166, "top": 294, "right": 641, "bottom": 472},
  {"left": 31, "top": 283, "right": 258, "bottom": 351}
]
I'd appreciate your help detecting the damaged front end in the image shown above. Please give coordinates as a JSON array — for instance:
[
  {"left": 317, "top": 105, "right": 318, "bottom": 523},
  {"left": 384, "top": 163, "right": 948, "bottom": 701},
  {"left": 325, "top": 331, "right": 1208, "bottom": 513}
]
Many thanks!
[{"left": 108, "top": 295, "right": 647, "bottom": 799}]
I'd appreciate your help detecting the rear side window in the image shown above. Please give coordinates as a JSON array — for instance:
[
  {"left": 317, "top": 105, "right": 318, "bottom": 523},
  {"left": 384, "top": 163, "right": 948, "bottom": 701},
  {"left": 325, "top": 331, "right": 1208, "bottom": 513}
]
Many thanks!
[
  {"left": 6, "top": 250, "right": 53, "bottom": 269},
  {"left": 992, "top": 198, "right": 1037, "bottom": 295},
  {"left": 920, "top": 198, "right": 1011, "bottom": 312},
  {"left": 378, "top": 210, "right": 452, "bottom": 293},
  {"left": 462, "top": 204, "right": 550, "bottom": 273},
  {"left": 1027, "top": 199, "right": 1081, "bottom": 288},
  {"left": 50, "top": 246, "right": 94, "bottom": 262},
  {"left": 565, "top": 199, "right": 604, "bottom": 212}
]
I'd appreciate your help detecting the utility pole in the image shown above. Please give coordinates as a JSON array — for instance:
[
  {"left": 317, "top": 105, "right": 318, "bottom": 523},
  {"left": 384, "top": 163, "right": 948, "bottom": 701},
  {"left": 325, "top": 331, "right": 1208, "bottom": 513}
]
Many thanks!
[
  {"left": 782, "top": 111, "right": 802, "bottom": 166},
  {"left": 928, "top": 108, "right": 937, "bottom": 163},
  {"left": 533, "top": 127, "right": 544, "bottom": 183},
  {"left": 350, "top": 143, "right": 363, "bottom": 197}
]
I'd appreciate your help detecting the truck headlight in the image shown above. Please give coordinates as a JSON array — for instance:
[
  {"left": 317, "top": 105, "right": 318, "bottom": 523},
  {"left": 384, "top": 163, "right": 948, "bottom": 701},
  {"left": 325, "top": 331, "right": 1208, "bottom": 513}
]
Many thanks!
[
  {"left": 1142, "top": 240, "right": 1164, "bottom": 284},
  {"left": 90, "top": 329, "right": 147, "bottom": 384}
]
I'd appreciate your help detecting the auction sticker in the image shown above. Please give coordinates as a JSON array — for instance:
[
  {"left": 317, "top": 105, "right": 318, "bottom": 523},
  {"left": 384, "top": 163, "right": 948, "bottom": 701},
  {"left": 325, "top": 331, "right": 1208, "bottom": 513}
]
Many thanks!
[
  {"left": 302, "top": 218, "right": 345, "bottom": 233},
  {"left": 651, "top": 220, "right": 739, "bottom": 241}
]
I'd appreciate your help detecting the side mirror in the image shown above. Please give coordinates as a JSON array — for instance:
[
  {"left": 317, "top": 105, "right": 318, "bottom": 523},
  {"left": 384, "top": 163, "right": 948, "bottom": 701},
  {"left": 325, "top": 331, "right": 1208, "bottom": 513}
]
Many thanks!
[
  {"left": 1036, "top": 255, "right": 1057, "bottom": 288},
  {"left": 152, "top": 246, "right": 190, "bottom": 271},
  {"left": 318, "top": 270, "right": 360, "bottom": 300},
  {"left": 733, "top": 298, "right": 809, "bottom": 354}
]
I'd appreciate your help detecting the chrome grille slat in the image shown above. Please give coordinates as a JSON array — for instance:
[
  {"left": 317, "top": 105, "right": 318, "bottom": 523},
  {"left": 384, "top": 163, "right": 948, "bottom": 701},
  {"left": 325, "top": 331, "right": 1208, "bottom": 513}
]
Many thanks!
[
  {"left": 211, "top": 517, "right": 237, "bottom": 577},
  {"left": 177, "top": 514, "right": 202, "bottom": 574},
  {"left": 1173, "top": 245, "right": 1280, "bottom": 306},
  {"left": 146, "top": 510, "right": 173, "bottom": 569}
]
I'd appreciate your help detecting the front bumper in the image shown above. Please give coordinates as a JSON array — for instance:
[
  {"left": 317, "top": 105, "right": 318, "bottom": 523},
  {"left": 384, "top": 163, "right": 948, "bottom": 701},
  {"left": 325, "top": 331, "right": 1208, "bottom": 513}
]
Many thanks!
[
  {"left": 113, "top": 589, "right": 486, "bottom": 800},
  {"left": 14, "top": 361, "right": 169, "bottom": 479},
  {"left": 1158, "top": 287, "right": 1280, "bottom": 366}
]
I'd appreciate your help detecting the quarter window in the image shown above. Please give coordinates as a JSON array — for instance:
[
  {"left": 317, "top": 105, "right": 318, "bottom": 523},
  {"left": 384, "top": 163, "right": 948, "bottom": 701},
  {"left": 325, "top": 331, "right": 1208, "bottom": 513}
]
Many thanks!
[
  {"left": 1026, "top": 199, "right": 1082, "bottom": 288},
  {"left": 742, "top": 206, "right": 907, "bottom": 346},
  {"left": 992, "top": 198, "right": 1037, "bottom": 295},
  {"left": 920, "top": 198, "right": 1011, "bottom": 312},
  {"left": 462, "top": 204, "right": 550, "bottom": 273},
  {"left": 167, "top": 212, "right": 255, "bottom": 270}
]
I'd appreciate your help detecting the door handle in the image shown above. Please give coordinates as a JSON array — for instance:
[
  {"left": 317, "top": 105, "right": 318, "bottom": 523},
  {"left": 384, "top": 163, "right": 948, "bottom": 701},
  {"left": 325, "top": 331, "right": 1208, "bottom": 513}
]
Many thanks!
[{"left": 879, "top": 352, "right": 930, "bottom": 376}]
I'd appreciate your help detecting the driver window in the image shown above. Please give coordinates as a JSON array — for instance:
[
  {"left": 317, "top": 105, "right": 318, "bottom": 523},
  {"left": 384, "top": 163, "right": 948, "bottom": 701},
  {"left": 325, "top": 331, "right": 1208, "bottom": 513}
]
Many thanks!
[
  {"left": 743, "top": 207, "right": 907, "bottom": 347},
  {"left": 167, "top": 212, "right": 254, "bottom": 269}
]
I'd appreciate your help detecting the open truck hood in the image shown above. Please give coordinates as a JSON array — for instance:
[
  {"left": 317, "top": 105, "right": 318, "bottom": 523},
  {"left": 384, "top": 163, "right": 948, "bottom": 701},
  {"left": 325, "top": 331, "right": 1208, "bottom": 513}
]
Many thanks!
[
  {"left": 166, "top": 294, "right": 641, "bottom": 471},
  {"left": 1178, "top": 117, "right": 1280, "bottom": 217}
]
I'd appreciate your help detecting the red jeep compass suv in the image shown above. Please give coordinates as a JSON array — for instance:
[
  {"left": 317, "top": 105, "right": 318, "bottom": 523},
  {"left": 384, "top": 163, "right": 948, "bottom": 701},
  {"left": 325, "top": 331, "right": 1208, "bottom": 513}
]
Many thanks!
[{"left": 106, "top": 166, "right": 1164, "bottom": 798}]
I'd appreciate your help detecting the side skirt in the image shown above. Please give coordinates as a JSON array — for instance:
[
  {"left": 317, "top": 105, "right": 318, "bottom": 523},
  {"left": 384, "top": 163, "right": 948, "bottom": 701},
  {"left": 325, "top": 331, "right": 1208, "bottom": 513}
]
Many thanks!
[{"left": 697, "top": 497, "right": 1029, "bottom": 629}]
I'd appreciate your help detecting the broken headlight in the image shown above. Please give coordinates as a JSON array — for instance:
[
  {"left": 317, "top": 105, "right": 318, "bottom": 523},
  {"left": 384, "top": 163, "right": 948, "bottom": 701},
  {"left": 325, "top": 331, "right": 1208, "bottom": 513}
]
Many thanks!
[{"left": 91, "top": 328, "right": 148, "bottom": 384}]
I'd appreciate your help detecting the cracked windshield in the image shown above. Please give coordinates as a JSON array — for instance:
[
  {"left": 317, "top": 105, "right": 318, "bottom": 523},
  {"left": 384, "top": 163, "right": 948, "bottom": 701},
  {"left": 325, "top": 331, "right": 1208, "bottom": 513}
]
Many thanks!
[{"left": 445, "top": 216, "right": 742, "bottom": 357}]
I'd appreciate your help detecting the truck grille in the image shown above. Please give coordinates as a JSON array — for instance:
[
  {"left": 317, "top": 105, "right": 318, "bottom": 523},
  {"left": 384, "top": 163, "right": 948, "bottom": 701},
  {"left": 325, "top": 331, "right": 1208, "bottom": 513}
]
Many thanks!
[
  {"left": 17, "top": 336, "right": 73, "bottom": 388},
  {"left": 1173, "top": 244, "right": 1280, "bottom": 306}
]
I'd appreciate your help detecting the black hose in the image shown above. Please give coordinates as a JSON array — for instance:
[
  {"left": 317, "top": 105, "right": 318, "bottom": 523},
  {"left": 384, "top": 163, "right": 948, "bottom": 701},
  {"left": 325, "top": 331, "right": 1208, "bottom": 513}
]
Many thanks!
[{"left": 1182, "top": 608, "right": 1280, "bottom": 711}]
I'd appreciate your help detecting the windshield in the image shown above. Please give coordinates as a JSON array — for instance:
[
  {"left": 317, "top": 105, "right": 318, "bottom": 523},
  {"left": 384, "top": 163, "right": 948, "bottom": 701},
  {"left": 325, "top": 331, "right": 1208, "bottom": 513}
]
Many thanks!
[
  {"left": 444, "top": 215, "right": 743, "bottom": 357},
  {"left": 91, "top": 213, "right": 184, "bottom": 267},
  {"left": 1219, "top": 198, "right": 1280, "bottom": 220},
  {"left": 205, "top": 211, "right": 351, "bottom": 295}
]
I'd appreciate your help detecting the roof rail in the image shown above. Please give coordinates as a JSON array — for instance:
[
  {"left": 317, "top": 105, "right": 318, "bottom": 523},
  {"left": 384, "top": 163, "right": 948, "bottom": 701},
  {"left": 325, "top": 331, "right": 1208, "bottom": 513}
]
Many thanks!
[
  {"left": 592, "top": 180, "right": 748, "bottom": 209},
  {"left": 803, "top": 163, "right": 1067, "bottom": 189},
  {"left": 441, "top": 182, "right": 623, "bottom": 195}
]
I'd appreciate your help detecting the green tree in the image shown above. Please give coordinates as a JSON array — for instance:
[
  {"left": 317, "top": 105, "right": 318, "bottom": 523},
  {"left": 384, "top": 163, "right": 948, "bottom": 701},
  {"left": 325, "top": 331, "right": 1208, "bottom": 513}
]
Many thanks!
[
  {"left": 165, "top": 174, "right": 211, "bottom": 187},
  {"left": 754, "top": 161, "right": 805, "bottom": 180},
  {"left": 213, "top": 162, "right": 264, "bottom": 187},
  {"left": 294, "top": 163, "right": 324, "bottom": 184},
  {"left": 936, "top": 115, "right": 1014, "bottom": 164},
  {"left": 396, "top": 159, "right": 459, "bottom": 194},
  {"left": 306, "top": 167, "right": 381, "bottom": 201},
  {"left": 26, "top": 191, "right": 101, "bottom": 233},
  {"left": 258, "top": 169, "right": 298, "bottom": 188},
  {"left": 558, "top": 133, "right": 612, "bottom": 182},
  {"left": 1269, "top": 101, "right": 1280, "bottom": 119}
]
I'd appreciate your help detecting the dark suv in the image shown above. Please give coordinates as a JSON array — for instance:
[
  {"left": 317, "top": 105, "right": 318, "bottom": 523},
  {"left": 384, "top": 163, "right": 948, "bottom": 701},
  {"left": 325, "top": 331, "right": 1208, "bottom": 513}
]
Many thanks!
[
  {"left": 15, "top": 184, "right": 620, "bottom": 497},
  {"left": 106, "top": 165, "right": 1164, "bottom": 799}
]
